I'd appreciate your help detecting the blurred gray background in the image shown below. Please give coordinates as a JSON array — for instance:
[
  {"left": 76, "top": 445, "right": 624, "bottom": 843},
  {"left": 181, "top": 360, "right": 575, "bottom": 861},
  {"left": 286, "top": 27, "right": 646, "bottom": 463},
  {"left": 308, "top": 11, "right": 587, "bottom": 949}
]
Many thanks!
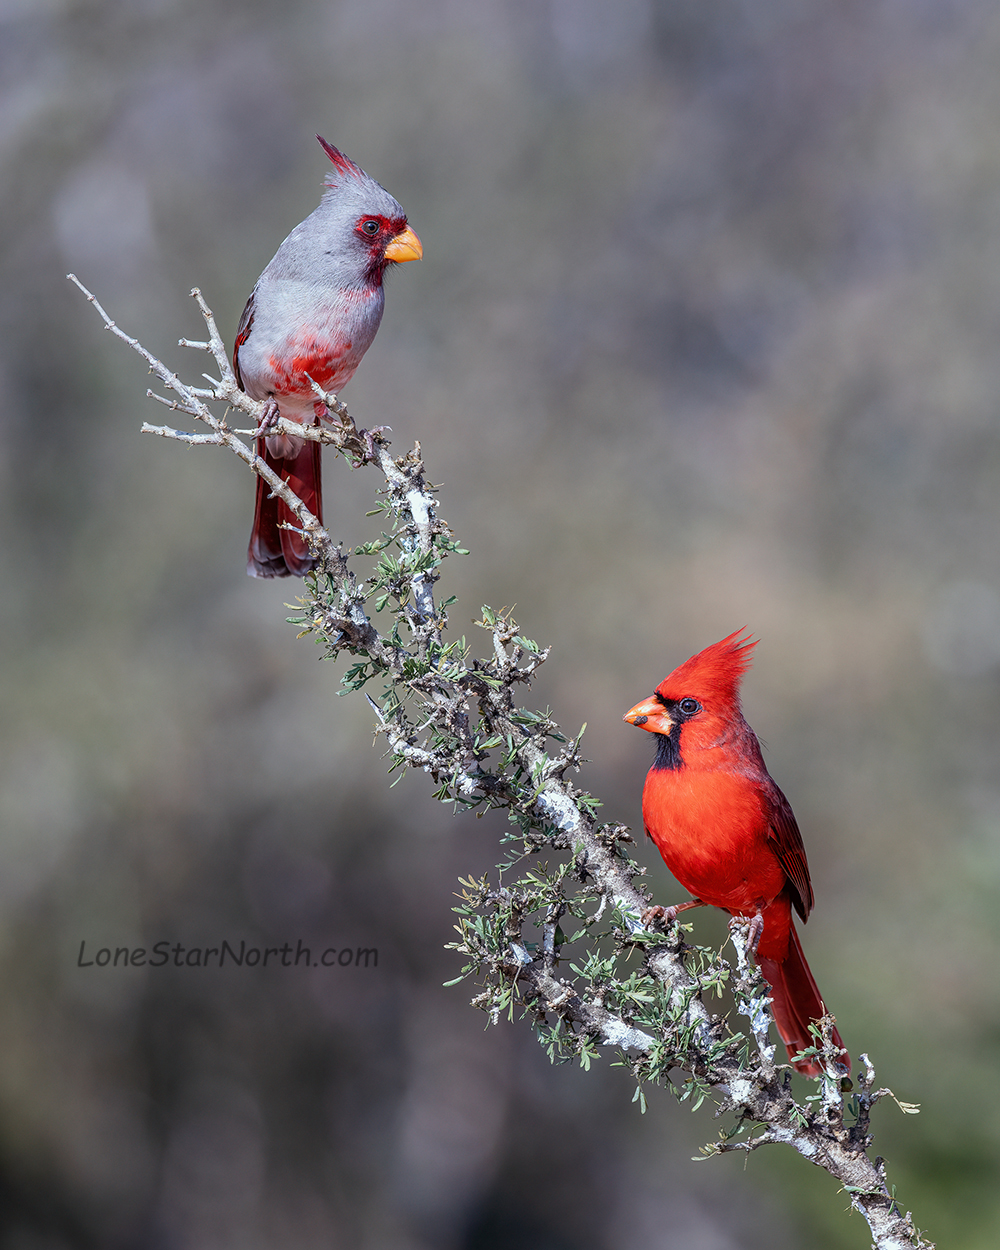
[{"left": 3, "top": 1, "right": 1000, "bottom": 1246}]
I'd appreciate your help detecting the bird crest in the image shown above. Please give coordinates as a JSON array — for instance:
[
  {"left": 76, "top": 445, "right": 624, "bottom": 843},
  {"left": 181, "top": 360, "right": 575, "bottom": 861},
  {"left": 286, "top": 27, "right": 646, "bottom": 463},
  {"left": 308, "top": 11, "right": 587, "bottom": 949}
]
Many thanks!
[
  {"left": 656, "top": 628, "right": 757, "bottom": 709},
  {"left": 317, "top": 135, "right": 368, "bottom": 186}
]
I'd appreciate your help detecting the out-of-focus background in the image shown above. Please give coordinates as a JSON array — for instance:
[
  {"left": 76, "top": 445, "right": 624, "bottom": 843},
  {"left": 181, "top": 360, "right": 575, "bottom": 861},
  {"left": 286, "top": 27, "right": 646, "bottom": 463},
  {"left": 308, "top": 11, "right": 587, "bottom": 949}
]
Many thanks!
[{"left": 2, "top": 1, "right": 999, "bottom": 1246}]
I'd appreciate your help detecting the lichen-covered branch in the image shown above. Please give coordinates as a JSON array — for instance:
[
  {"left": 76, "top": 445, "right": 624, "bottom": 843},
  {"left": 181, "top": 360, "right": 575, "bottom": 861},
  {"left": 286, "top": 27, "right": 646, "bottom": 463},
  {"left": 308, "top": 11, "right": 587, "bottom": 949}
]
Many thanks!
[{"left": 70, "top": 276, "right": 933, "bottom": 1250}]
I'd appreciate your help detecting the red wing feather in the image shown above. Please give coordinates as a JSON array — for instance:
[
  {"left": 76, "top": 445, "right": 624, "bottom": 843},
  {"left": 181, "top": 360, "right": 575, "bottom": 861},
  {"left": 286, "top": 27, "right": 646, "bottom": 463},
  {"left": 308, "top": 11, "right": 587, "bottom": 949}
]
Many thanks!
[
  {"left": 233, "top": 289, "right": 257, "bottom": 389},
  {"left": 766, "top": 790, "right": 814, "bottom": 923}
]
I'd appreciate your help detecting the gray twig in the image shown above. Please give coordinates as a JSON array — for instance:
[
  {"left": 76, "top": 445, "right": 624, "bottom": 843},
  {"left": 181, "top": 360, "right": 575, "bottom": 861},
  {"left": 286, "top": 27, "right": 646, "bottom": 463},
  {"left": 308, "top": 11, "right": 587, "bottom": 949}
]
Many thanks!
[{"left": 70, "top": 276, "right": 933, "bottom": 1250}]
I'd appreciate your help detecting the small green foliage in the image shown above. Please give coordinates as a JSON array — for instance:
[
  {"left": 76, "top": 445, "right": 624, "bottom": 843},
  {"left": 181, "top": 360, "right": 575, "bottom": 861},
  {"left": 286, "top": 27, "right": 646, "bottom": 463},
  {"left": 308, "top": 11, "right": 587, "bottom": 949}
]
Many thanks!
[
  {"left": 341, "top": 661, "right": 374, "bottom": 692},
  {"left": 575, "top": 791, "right": 602, "bottom": 817},
  {"left": 676, "top": 1073, "right": 715, "bottom": 1112},
  {"left": 355, "top": 534, "right": 393, "bottom": 555},
  {"left": 443, "top": 845, "right": 756, "bottom": 1120}
]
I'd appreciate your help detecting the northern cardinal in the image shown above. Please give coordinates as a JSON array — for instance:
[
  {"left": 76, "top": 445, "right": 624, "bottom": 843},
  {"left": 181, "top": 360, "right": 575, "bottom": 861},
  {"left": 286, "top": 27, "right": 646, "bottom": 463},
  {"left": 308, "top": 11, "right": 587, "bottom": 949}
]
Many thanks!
[
  {"left": 624, "top": 630, "right": 848, "bottom": 1076},
  {"left": 234, "top": 136, "right": 422, "bottom": 577}
]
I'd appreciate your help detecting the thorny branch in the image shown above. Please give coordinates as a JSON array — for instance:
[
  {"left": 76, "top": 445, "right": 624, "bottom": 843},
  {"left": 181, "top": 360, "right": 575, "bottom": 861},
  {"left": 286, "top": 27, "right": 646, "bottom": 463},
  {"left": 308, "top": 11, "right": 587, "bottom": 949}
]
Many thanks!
[{"left": 69, "top": 275, "right": 933, "bottom": 1250}]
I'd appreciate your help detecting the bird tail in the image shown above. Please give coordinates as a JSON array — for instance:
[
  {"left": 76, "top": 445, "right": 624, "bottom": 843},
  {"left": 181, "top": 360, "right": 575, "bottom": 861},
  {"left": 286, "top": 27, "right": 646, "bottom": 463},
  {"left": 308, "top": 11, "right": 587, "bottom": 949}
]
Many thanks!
[
  {"left": 247, "top": 434, "right": 322, "bottom": 578},
  {"left": 758, "top": 923, "right": 849, "bottom": 1077}
]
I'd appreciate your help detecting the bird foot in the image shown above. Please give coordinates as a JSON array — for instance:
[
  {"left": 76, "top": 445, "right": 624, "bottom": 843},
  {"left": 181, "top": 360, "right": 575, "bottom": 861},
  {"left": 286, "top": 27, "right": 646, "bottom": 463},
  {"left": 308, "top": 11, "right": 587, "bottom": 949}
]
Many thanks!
[
  {"left": 357, "top": 424, "right": 391, "bottom": 462},
  {"left": 746, "top": 910, "right": 764, "bottom": 956},
  {"left": 252, "top": 398, "right": 281, "bottom": 438},
  {"left": 641, "top": 899, "right": 704, "bottom": 929},
  {"left": 729, "top": 911, "right": 765, "bottom": 958},
  {"left": 640, "top": 905, "right": 677, "bottom": 929}
]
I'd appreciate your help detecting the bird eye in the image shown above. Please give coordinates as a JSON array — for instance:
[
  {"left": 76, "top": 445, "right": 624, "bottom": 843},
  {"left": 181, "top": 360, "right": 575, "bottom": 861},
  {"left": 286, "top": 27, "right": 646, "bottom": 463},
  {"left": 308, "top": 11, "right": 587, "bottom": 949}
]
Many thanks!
[
  {"left": 361, "top": 219, "right": 381, "bottom": 235},
  {"left": 678, "top": 698, "right": 700, "bottom": 716}
]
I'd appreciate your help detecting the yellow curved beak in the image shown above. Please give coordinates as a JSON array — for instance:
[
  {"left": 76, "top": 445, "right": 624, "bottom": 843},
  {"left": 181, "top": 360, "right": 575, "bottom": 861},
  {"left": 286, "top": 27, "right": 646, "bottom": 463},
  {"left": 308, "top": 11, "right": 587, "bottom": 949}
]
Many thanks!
[
  {"left": 623, "top": 697, "right": 673, "bottom": 735},
  {"left": 384, "top": 225, "right": 423, "bottom": 263}
]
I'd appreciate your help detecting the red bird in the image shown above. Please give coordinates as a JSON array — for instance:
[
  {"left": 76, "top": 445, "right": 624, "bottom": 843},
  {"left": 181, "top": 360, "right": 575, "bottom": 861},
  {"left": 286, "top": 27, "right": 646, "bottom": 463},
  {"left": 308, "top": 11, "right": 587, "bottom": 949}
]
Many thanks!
[
  {"left": 234, "top": 136, "right": 422, "bottom": 577},
  {"left": 624, "top": 630, "right": 848, "bottom": 1076}
]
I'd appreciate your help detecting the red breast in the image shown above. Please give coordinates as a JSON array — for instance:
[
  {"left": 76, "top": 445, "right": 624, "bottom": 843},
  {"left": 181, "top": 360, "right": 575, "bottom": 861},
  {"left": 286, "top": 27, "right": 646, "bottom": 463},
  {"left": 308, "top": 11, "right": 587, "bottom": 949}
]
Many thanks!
[
  {"left": 641, "top": 767, "right": 789, "bottom": 915},
  {"left": 265, "top": 336, "right": 360, "bottom": 399}
]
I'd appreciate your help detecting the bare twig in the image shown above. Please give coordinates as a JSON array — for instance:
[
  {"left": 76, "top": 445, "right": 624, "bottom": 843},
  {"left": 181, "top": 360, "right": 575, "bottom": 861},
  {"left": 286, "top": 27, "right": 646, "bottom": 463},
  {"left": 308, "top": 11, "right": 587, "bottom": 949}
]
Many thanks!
[{"left": 70, "top": 276, "right": 933, "bottom": 1250}]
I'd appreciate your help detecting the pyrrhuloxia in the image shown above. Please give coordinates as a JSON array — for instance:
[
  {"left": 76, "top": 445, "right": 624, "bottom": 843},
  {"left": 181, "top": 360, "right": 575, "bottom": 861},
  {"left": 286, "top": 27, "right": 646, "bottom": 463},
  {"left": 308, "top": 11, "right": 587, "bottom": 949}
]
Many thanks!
[{"left": 234, "top": 136, "right": 422, "bottom": 577}]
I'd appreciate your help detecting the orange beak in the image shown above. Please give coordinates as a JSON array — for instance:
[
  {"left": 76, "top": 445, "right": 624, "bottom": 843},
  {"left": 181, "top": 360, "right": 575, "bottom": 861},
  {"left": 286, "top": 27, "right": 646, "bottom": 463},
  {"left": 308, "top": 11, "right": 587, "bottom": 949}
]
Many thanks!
[
  {"left": 384, "top": 225, "right": 423, "bottom": 263},
  {"left": 623, "top": 696, "right": 673, "bottom": 735}
]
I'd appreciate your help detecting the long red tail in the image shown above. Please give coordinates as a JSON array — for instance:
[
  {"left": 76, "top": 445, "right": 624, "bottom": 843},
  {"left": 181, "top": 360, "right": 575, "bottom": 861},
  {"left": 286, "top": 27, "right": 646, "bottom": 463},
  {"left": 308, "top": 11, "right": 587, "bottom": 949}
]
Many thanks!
[
  {"left": 758, "top": 923, "right": 849, "bottom": 1076},
  {"left": 248, "top": 435, "right": 322, "bottom": 578}
]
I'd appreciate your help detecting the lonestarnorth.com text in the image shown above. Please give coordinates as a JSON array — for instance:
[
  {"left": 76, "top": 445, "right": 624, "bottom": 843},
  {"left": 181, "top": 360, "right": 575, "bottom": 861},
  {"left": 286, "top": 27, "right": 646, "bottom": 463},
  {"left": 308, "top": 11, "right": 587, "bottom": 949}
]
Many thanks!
[{"left": 76, "top": 939, "right": 377, "bottom": 969}]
